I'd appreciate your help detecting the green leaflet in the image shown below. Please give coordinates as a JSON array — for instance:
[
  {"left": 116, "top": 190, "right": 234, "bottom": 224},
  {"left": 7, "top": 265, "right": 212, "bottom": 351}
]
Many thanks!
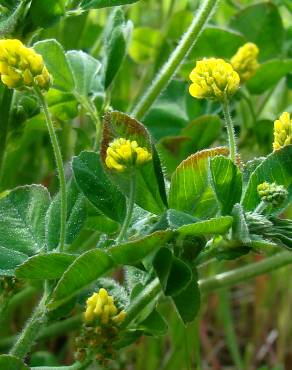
[
  {"left": 15, "top": 253, "right": 76, "bottom": 280},
  {"left": 210, "top": 156, "right": 242, "bottom": 215},
  {"left": 72, "top": 150, "right": 126, "bottom": 223},
  {"left": 168, "top": 147, "right": 229, "bottom": 218},
  {"left": 0, "top": 185, "right": 50, "bottom": 275}
]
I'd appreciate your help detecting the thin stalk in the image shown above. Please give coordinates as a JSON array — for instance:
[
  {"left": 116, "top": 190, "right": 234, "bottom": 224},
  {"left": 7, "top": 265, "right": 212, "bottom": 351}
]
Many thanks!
[
  {"left": 0, "top": 87, "right": 13, "bottom": 189},
  {"left": 240, "top": 90, "right": 256, "bottom": 123},
  {"left": 193, "top": 319, "right": 202, "bottom": 370},
  {"left": 222, "top": 96, "right": 237, "bottom": 162},
  {"left": 166, "top": 0, "right": 176, "bottom": 20},
  {"left": 121, "top": 278, "right": 161, "bottom": 328},
  {"left": 32, "top": 357, "right": 92, "bottom": 370},
  {"left": 255, "top": 201, "right": 267, "bottom": 214},
  {"left": 184, "top": 330, "right": 192, "bottom": 370},
  {"left": 116, "top": 171, "right": 136, "bottom": 244},
  {"left": 199, "top": 251, "right": 292, "bottom": 294},
  {"left": 256, "top": 86, "right": 275, "bottom": 117},
  {"left": 218, "top": 289, "right": 244, "bottom": 370},
  {"left": 131, "top": 0, "right": 219, "bottom": 120},
  {"left": 10, "top": 291, "right": 47, "bottom": 359},
  {"left": 75, "top": 93, "right": 101, "bottom": 149},
  {"left": 0, "top": 298, "right": 9, "bottom": 329},
  {"left": 33, "top": 86, "right": 67, "bottom": 251}
]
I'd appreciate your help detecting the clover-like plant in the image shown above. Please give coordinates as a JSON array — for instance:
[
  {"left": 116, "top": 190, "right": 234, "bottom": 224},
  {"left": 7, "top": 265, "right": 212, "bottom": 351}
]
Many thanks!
[{"left": 0, "top": 1, "right": 291, "bottom": 369}]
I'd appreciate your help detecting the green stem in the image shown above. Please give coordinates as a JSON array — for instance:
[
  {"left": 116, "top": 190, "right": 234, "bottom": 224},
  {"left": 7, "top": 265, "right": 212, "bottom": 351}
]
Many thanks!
[
  {"left": 131, "top": 0, "right": 219, "bottom": 120},
  {"left": 75, "top": 93, "right": 101, "bottom": 149},
  {"left": 122, "top": 251, "right": 292, "bottom": 327},
  {"left": 116, "top": 172, "right": 136, "bottom": 244},
  {"left": 33, "top": 86, "right": 67, "bottom": 251},
  {"left": 0, "top": 87, "right": 13, "bottom": 189},
  {"left": 184, "top": 330, "right": 192, "bottom": 370},
  {"left": 255, "top": 200, "right": 267, "bottom": 214},
  {"left": 121, "top": 278, "right": 161, "bottom": 328},
  {"left": 32, "top": 358, "right": 93, "bottom": 370},
  {"left": 193, "top": 319, "right": 202, "bottom": 370},
  {"left": 222, "top": 97, "right": 237, "bottom": 162},
  {"left": 199, "top": 251, "right": 292, "bottom": 294},
  {"left": 10, "top": 292, "right": 47, "bottom": 359},
  {"left": 218, "top": 289, "right": 244, "bottom": 369},
  {"left": 0, "top": 298, "right": 10, "bottom": 329},
  {"left": 240, "top": 90, "right": 256, "bottom": 123},
  {"left": 256, "top": 86, "right": 275, "bottom": 117},
  {"left": 166, "top": 0, "right": 176, "bottom": 20}
]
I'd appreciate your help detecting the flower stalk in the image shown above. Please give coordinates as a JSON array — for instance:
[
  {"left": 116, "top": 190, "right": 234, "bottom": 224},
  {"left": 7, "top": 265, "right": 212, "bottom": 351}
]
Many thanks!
[
  {"left": 33, "top": 85, "right": 67, "bottom": 251},
  {"left": 116, "top": 171, "right": 136, "bottom": 244},
  {"left": 10, "top": 291, "right": 47, "bottom": 359},
  {"left": 222, "top": 96, "right": 237, "bottom": 162}
]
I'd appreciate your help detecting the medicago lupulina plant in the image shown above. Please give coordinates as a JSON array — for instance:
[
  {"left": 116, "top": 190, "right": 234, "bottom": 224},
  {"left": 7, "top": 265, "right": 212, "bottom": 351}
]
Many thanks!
[{"left": 0, "top": 0, "right": 291, "bottom": 369}]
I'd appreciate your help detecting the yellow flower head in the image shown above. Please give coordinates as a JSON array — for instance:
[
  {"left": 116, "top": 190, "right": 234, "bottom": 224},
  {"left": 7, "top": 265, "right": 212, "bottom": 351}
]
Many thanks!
[
  {"left": 105, "top": 138, "right": 152, "bottom": 172},
  {"left": 257, "top": 181, "right": 288, "bottom": 207},
  {"left": 273, "top": 112, "right": 292, "bottom": 151},
  {"left": 0, "top": 39, "right": 51, "bottom": 90},
  {"left": 189, "top": 58, "right": 240, "bottom": 101},
  {"left": 84, "top": 288, "right": 126, "bottom": 325},
  {"left": 231, "top": 42, "right": 259, "bottom": 82}
]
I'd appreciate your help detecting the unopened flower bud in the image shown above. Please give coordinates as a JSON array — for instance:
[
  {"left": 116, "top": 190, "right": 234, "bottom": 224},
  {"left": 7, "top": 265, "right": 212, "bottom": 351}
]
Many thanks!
[
  {"left": 257, "top": 182, "right": 288, "bottom": 207},
  {"left": 273, "top": 112, "right": 292, "bottom": 151},
  {"left": 231, "top": 42, "right": 259, "bottom": 82}
]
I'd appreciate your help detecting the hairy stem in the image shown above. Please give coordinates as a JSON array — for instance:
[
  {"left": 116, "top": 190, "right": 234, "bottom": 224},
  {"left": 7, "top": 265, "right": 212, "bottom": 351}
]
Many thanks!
[
  {"left": 131, "top": 0, "right": 219, "bottom": 120},
  {"left": 34, "top": 86, "right": 67, "bottom": 251},
  {"left": 10, "top": 292, "right": 47, "bottom": 359},
  {"left": 116, "top": 172, "right": 136, "bottom": 244},
  {"left": 199, "top": 251, "right": 292, "bottom": 294},
  {"left": 254, "top": 200, "right": 267, "bottom": 214},
  {"left": 222, "top": 97, "right": 237, "bottom": 162},
  {"left": 121, "top": 278, "right": 161, "bottom": 328}
]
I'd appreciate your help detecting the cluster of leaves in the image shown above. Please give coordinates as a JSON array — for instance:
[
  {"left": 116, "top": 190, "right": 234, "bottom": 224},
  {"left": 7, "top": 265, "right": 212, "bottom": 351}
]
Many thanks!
[{"left": 0, "top": 0, "right": 291, "bottom": 369}]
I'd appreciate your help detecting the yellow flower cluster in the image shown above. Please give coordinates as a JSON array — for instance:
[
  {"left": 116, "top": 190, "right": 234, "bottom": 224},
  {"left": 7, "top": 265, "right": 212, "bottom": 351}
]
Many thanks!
[
  {"left": 189, "top": 58, "right": 240, "bottom": 100},
  {"left": 105, "top": 138, "right": 152, "bottom": 172},
  {"left": 189, "top": 58, "right": 240, "bottom": 101},
  {"left": 0, "top": 39, "right": 51, "bottom": 90},
  {"left": 257, "top": 181, "right": 287, "bottom": 207},
  {"left": 273, "top": 112, "right": 292, "bottom": 151},
  {"left": 231, "top": 42, "right": 259, "bottom": 82},
  {"left": 84, "top": 288, "right": 126, "bottom": 325}
]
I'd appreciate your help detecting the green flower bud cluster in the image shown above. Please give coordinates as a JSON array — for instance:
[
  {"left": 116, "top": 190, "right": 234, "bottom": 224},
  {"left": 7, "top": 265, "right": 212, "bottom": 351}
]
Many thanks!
[
  {"left": 257, "top": 182, "right": 288, "bottom": 208},
  {"left": 75, "top": 326, "right": 119, "bottom": 367}
]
